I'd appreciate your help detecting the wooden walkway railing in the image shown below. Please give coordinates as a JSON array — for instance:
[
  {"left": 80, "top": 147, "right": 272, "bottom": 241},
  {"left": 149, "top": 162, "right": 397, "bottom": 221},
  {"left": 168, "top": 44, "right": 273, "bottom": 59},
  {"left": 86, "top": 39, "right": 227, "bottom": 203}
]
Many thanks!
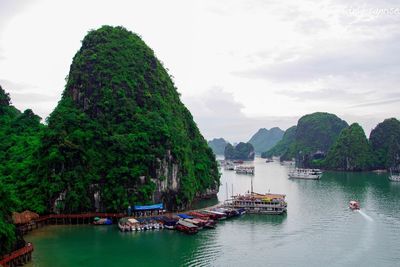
[
  {"left": 0, "top": 243, "right": 33, "bottom": 267},
  {"left": 35, "top": 212, "right": 125, "bottom": 222}
]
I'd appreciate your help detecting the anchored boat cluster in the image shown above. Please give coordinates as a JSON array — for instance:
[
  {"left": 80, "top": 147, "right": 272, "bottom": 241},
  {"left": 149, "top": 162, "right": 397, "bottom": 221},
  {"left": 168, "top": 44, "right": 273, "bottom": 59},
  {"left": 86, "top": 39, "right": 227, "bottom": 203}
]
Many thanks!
[{"left": 117, "top": 207, "right": 246, "bottom": 235}]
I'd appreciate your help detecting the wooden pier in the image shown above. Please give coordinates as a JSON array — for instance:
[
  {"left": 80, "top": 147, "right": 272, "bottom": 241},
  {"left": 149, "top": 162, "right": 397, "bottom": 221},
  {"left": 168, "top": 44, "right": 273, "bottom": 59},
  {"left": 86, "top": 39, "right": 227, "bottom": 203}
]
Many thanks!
[
  {"left": 17, "top": 212, "right": 126, "bottom": 234},
  {"left": 0, "top": 243, "right": 33, "bottom": 267}
]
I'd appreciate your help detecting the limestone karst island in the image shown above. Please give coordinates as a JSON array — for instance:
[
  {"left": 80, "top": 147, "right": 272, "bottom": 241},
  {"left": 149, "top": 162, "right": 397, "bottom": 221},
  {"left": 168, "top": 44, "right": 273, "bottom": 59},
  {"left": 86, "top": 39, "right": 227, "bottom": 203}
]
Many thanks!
[{"left": 1, "top": 2, "right": 400, "bottom": 266}]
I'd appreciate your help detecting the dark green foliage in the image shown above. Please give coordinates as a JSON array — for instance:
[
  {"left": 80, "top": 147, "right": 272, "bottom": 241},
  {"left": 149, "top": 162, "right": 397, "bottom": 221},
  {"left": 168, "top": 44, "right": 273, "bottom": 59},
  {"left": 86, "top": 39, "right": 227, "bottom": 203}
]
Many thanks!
[
  {"left": 0, "top": 86, "right": 43, "bottom": 254},
  {"left": 35, "top": 26, "right": 219, "bottom": 213},
  {"left": 224, "top": 142, "right": 255, "bottom": 160},
  {"left": 265, "top": 112, "right": 348, "bottom": 166},
  {"left": 0, "top": 182, "right": 19, "bottom": 255},
  {"left": 248, "top": 127, "right": 284, "bottom": 153},
  {"left": 261, "top": 126, "right": 296, "bottom": 158},
  {"left": 293, "top": 112, "right": 348, "bottom": 155},
  {"left": 208, "top": 138, "right": 228, "bottom": 155},
  {"left": 369, "top": 118, "right": 400, "bottom": 169},
  {"left": 325, "top": 123, "right": 373, "bottom": 171}
]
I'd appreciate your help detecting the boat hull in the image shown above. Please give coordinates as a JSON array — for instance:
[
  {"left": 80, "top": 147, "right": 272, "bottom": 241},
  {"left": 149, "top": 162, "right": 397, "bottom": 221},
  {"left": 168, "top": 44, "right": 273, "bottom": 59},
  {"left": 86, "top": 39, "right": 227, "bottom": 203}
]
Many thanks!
[{"left": 288, "top": 175, "right": 321, "bottom": 180}]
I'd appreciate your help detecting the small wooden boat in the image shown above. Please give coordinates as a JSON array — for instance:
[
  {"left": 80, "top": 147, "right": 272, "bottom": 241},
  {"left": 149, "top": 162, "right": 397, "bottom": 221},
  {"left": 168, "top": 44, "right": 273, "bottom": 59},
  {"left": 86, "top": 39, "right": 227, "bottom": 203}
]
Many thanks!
[
  {"left": 175, "top": 220, "right": 198, "bottom": 234},
  {"left": 349, "top": 200, "right": 360, "bottom": 210}
]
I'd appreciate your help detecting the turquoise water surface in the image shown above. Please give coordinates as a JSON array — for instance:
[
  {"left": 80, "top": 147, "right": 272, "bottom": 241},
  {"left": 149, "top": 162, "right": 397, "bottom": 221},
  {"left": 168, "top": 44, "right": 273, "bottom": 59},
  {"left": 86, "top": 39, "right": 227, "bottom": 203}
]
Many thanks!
[{"left": 26, "top": 158, "right": 400, "bottom": 266}]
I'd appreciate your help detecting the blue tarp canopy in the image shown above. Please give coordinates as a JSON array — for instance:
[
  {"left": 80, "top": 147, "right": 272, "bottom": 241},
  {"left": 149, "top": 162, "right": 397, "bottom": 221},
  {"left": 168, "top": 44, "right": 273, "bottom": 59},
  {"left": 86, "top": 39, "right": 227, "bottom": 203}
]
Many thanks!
[
  {"left": 177, "top": 214, "right": 193, "bottom": 219},
  {"left": 134, "top": 203, "right": 163, "bottom": 211}
]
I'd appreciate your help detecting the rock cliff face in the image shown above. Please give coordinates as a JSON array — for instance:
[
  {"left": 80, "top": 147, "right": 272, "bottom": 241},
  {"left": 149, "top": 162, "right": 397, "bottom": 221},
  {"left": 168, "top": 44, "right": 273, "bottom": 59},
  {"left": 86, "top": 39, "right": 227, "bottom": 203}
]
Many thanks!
[{"left": 37, "top": 26, "right": 219, "bottom": 212}]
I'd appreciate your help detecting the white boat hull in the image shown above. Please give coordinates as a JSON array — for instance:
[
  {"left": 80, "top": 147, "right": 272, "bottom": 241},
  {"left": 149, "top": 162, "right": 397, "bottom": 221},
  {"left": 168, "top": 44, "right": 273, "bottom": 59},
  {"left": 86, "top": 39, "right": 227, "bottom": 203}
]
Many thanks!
[
  {"left": 288, "top": 174, "right": 321, "bottom": 180},
  {"left": 389, "top": 175, "right": 400, "bottom": 182}
]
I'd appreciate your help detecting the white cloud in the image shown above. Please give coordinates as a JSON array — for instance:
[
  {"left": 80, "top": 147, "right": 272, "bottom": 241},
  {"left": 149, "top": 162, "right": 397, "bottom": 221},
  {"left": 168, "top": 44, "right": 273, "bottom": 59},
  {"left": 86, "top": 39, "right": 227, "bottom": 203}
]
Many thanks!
[{"left": 0, "top": 0, "right": 398, "bottom": 140}]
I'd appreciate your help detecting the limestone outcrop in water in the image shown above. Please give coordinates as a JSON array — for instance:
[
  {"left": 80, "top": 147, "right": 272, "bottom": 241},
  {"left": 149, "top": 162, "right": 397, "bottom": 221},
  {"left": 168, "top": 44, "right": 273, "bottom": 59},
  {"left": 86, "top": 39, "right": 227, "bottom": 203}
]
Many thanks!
[
  {"left": 224, "top": 142, "right": 255, "bottom": 161},
  {"left": 208, "top": 138, "right": 229, "bottom": 155},
  {"left": 265, "top": 112, "right": 348, "bottom": 167},
  {"left": 369, "top": 118, "right": 400, "bottom": 169},
  {"left": 36, "top": 26, "right": 219, "bottom": 212},
  {"left": 324, "top": 123, "right": 373, "bottom": 171}
]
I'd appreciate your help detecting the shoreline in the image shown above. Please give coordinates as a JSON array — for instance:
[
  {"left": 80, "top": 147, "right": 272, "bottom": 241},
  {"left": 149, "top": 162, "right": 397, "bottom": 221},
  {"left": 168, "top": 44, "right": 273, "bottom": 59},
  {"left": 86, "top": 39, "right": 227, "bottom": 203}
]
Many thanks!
[{"left": 2, "top": 199, "right": 222, "bottom": 267}]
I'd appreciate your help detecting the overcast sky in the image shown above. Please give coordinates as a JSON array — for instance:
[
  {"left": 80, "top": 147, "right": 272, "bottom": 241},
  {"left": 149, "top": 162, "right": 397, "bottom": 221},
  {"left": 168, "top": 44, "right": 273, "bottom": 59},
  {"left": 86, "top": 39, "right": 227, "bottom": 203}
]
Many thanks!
[{"left": 1, "top": 0, "right": 399, "bottom": 142}]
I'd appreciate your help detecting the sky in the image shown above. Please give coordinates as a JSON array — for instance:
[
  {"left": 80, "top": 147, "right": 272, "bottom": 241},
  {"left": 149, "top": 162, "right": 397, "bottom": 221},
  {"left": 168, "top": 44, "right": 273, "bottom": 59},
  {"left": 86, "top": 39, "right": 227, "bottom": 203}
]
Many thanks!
[{"left": 0, "top": 0, "right": 399, "bottom": 143}]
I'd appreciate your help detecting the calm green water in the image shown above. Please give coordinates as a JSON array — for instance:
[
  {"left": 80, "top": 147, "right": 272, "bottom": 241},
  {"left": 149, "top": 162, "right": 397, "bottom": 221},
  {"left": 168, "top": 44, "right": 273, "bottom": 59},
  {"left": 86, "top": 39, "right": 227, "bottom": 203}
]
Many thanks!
[{"left": 26, "top": 158, "right": 400, "bottom": 266}]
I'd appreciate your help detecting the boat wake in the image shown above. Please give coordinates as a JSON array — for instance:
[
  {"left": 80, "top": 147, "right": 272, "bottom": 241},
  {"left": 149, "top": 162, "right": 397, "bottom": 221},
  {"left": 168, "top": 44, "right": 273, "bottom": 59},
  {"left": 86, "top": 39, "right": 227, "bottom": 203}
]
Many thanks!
[{"left": 357, "top": 210, "right": 374, "bottom": 222}]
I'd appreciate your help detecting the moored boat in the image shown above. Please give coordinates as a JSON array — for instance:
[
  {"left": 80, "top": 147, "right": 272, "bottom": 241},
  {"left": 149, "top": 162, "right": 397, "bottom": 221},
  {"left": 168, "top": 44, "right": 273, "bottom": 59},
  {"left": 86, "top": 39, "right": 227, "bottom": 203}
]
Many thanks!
[
  {"left": 93, "top": 217, "right": 112, "bottom": 225},
  {"left": 288, "top": 168, "right": 322, "bottom": 180},
  {"left": 202, "top": 210, "right": 227, "bottom": 220},
  {"left": 235, "top": 166, "right": 255, "bottom": 175},
  {"left": 389, "top": 169, "right": 400, "bottom": 182},
  {"left": 389, "top": 174, "right": 400, "bottom": 182},
  {"left": 160, "top": 216, "right": 179, "bottom": 230},
  {"left": 175, "top": 220, "right": 198, "bottom": 234},
  {"left": 224, "top": 192, "right": 287, "bottom": 215}
]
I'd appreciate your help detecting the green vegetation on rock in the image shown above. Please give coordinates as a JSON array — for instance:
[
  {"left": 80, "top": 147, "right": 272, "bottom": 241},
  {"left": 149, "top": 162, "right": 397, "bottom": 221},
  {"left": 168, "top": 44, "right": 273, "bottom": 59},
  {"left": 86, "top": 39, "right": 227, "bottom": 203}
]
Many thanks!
[
  {"left": 248, "top": 127, "right": 284, "bottom": 154},
  {"left": 0, "top": 182, "right": 18, "bottom": 254},
  {"left": 0, "top": 86, "right": 44, "bottom": 254},
  {"left": 263, "top": 112, "right": 348, "bottom": 167},
  {"left": 324, "top": 123, "right": 373, "bottom": 171},
  {"left": 34, "top": 26, "right": 219, "bottom": 213},
  {"left": 369, "top": 118, "right": 400, "bottom": 169},
  {"left": 208, "top": 138, "right": 228, "bottom": 155},
  {"left": 0, "top": 26, "right": 220, "bottom": 254},
  {"left": 224, "top": 142, "right": 255, "bottom": 161},
  {"left": 261, "top": 126, "right": 296, "bottom": 158}
]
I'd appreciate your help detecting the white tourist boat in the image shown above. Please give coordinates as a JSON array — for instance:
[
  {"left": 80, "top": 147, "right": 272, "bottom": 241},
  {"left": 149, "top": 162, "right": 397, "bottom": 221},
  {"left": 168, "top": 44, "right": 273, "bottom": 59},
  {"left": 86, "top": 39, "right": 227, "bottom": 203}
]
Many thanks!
[
  {"left": 288, "top": 168, "right": 322, "bottom": 180},
  {"left": 235, "top": 166, "right": 255, "bottom": 175},
  {"left": 389, "top": 173, "right": 400, "bottom": 182},
  {"left": 224, "top": 161, "right": 235, "bottom": 170},
  {"left": 224, "top": 192, "right": 287, "bottom": 214}
]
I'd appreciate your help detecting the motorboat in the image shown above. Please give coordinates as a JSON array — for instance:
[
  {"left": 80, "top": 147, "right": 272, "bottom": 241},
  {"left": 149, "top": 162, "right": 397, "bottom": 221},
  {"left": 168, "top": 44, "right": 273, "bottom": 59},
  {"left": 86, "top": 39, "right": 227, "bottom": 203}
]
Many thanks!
[{"left": 349, "top": 200, "right": 360, "bottom": 210}]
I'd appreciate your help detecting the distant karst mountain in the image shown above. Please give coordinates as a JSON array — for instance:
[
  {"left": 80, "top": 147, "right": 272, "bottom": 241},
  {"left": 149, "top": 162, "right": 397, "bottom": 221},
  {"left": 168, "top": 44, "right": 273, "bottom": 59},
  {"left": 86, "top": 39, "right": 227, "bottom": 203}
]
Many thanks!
[
  {"left": 248, "top": 127, "right": 284, "bottom": 153},
  {"left": 208, "top": 138, "right": 228, "bottom": 155},
  {"left": 224, "top": 142, "right": 255, "bottom": 161},
  {"left": 264, "top": 112, "right": 348, "bottom": 167},
  {"left": 261, "top": 126, "right": 297, "bottom": 159}
]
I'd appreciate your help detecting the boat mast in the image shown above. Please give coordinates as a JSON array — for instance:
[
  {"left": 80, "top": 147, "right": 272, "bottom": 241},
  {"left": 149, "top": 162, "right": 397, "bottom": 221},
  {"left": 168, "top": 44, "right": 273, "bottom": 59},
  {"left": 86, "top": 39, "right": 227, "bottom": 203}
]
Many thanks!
[
  {"left": 232, "top": 184, "right": 234, "bottom": 197},
  {"left": 226, "top": 182, "right": 228, "bottom": 200},
  {"left": 251, "top": 175, "right": 253, "bottom": 194}
]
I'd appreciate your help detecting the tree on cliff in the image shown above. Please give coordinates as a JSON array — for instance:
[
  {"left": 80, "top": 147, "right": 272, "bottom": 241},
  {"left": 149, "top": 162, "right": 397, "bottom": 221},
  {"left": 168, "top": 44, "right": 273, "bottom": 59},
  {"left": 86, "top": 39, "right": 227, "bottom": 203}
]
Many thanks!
[
  {"left": 325, "top": 123, "right": 373, "bottom": 171},
  {"left": 261, "top": 126, "right": 296, "bottom": 158},
  {"left": 0, "top": 182, "right": 19, "bottom": 255},
  {"left": 34, "top": 26, "right": 219, "bottom": 212},
  {"left": 369, "top": 118, "right": 400, "bottom": 169}
]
